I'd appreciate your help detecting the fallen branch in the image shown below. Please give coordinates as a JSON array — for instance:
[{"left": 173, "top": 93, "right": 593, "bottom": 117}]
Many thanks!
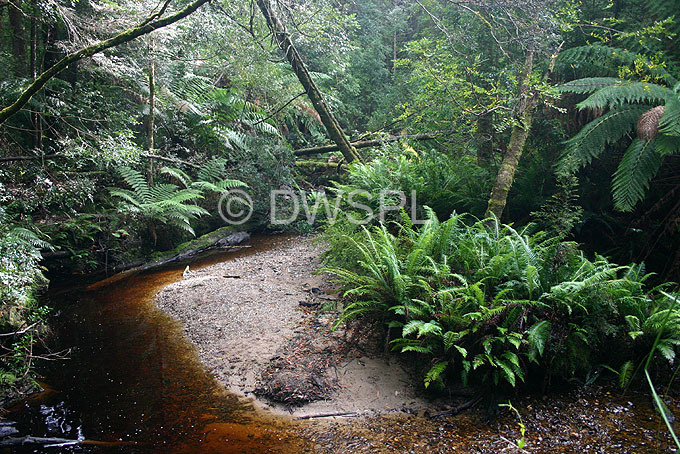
[
  {"left": 294, "top": 411, "right": 358, "bottom": 420},
  {"left": 0, "top": 436, "right": 80, "bottom": 447},
  {"left": 0, "top": 323, "right": 38, "bottom": 337},
  {"left": 0, "top": 155, "right": 57, "bottom": 163},
  {"left": 140, "top": 153, "right": 200, "bottom": 168},
  {"left": 430, "top": 395, "right": 483, "bottom": 418},
  {"left": 293, "top": 130, "right": 455, "bottom": 156}
]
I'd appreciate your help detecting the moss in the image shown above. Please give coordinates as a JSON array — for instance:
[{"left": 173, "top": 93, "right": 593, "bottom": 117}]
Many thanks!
[{"left": 146, "top": 222, "right": 259, "bottom": 264}]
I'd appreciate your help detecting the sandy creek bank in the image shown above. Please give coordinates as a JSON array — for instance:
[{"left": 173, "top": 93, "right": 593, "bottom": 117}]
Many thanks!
[
  {"left": 155, "top": 235, "right": 678, "bottom": 453},
  {"left": 155, "top": 235, "right": 430, "bottom": 418}
]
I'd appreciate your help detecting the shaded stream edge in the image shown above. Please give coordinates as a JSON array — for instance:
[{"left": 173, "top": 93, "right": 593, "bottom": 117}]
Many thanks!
[
  {"left": 4, "top": 234, "right": 310, "bottom": 454},
  {"left": 3, "top": 234, "right": 679, "bottom": 453}
]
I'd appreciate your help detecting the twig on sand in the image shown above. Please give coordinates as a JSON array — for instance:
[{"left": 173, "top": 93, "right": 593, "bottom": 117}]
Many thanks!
[{"left": 294, "top": 411, "right": 358, "bottom": 420}]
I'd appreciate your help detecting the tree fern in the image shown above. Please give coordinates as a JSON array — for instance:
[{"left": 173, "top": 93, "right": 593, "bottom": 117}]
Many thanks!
[
  {"left": 110, "top": 167, "right": 207, "bottom": 237},
  {"left": 558, "top": 106, "right": 648, "bottom": 173},
  {"left": 577, "top": 82, "right": 674, "bottom": 110},
  {"left": 560, "top": 73, "right": 680, "bottom": 210}
]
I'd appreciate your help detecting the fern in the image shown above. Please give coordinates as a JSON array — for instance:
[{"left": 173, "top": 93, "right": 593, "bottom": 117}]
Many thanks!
[
  {"left": 558, "top": 106, "right": 648, "bottom": 173},
  {"left": 110, "top": 167, "right": 208, "bottom": 237},
  {"left": 611, "top": 138, "right": 664, "bottom": 211},
  {"left": 560, "top": 71, "right": 680, "bottom": 211},
  {"left": 576, "top": 81, "right": 674, "bottom": 110},
  {"left": 424, "top": 362, "right": 448, "bottom": 388}
]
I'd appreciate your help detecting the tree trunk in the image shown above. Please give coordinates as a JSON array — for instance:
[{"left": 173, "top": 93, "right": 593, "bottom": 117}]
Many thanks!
[
  {"left": 30, "top": 0, "right": 43, "bottom": 154},
  {"left": 393, "top": 30, "right": 397, "bottom": 78},
  {"left": 147, "top": 39, "right": 155, "bottom": 185},
  {"left": 8, "top": 2, "right": 27, "bottom": 77},
  {"left": 484, "top": 43, "right": 562, "bottom": 220},
  {"left": 476, "top": 112, "right": 493, "bottom": 166},
  {"left": 255, "top": 0, "right": 361, "bottom": 163},
  {"left": 485, "top": 50, "right": 535, "bottom": 220}
]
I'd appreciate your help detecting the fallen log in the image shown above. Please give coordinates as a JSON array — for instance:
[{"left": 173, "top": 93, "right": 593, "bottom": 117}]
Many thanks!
[
  {"left": 293, "top": 130, "right": 455, "bottom": 156},
  {"left": 295, "top": 160, "right": 347, "bottom": 170},
  {"left": 0, "top": 436, "right": 80, "bottom": 447}
]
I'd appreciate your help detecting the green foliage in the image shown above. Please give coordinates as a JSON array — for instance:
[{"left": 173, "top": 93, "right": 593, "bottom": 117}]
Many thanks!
[
  {"left": 559, "top": 76, "right": 680, "bottom": 211},
  {"left": 110, "top": 166, "right": 207, "bottom": 236},
  {"left": 531, "top": 169, "right": 583, "bottom": 239},
  {"left": 0, "top": 207, "right": 50, "bottom": 400},
  {"left": 325, "top": 209, "right": 680, "bottom": 390},
  {"left": 331, "top": 146, "right": 492, "bottom": 221},
  {"left": 110, "top": 163, "right": 248, "bottom": 239}
]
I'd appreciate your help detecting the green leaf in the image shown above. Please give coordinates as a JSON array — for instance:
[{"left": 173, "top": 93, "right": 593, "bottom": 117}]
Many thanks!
[
  {"left": 527, "top": 320, "right": 551, "bottom": 358},
  {"left": 618, "top": 360, "right": 634, "bottom": 388},
  {"left": 454, "top": 345, "right": 468, "bottom": 358},
  {"left": 424, "top": 362, "right": 448, "bottom": 388}
]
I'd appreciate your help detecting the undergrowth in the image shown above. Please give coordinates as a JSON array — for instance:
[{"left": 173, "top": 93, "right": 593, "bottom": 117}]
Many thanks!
[{"left": 324, "top": 209, "right": 680, "bottom": 392}]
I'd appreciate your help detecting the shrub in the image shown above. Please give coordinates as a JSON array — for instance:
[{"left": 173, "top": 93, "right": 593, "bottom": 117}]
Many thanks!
[
  {"left": 0, "top": 207, "right": 50, "bottom": 401},
  {"left": 325, "top": 209, "right": 680, "bottom": 390}
]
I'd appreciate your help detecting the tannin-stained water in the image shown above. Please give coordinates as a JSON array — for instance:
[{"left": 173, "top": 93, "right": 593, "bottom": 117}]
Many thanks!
[{"left": 6, "top": 234, "right": 310, "bottom": 453}]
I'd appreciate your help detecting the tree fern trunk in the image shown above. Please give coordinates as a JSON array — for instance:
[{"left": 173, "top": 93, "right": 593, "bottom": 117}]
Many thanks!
[{"left": 255, "top": 0, "right": 362, "bottom": 163}]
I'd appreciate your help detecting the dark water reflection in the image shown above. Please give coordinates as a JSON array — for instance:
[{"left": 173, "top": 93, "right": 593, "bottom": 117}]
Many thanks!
[{"left": 6, "top": 235, "right": 307, "bottom": 453}]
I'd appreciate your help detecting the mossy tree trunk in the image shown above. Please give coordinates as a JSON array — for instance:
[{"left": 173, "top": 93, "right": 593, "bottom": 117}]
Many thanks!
[
  {"left": 485, "top": 50, "right": 536, "bottom": 220},
  {"left": 147, "top": 38, "right": 156, "bottom": 185},
  {"left": 255, "top": 0, "right": 362, "bottom": 163},
  {"left": 485, "top": 45, "right": 561, "bottom": 220}
]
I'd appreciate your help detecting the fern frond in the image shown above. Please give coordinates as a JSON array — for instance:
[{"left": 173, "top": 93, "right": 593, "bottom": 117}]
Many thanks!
[
  {"left": 560, "top": 77, "right": 625, "bottom": 94},
  {"left": 577, "top": 82, "right": 674, "bottom": 110},
  {"left": 160, "top": 167, "right": 192, "bottom": 188},
  {"left": 558, "top": 106, "right": 647, "bottom": 172},
  {"left": 660, "top": 96, "right": 680, "bottom": 136},
  {"left": 612, "top": 139, "right": 663, "bottom": 211},
  {"left": 117, "top": 167, "right": 151, "bottom": 204}
]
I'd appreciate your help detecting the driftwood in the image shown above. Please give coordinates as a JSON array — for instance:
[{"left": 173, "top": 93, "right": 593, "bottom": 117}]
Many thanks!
[
  {"left": 429, "top": 395, "right": 483, "bottom": 418},
  {"left": 87, "top": 230, "right": 251, "bottom": 290},
  {"left": 294, "top": 411, "right": 358, "bottom": 420},
  {"left": 293, "top": 130, "right": 455, "bottom": 156}
]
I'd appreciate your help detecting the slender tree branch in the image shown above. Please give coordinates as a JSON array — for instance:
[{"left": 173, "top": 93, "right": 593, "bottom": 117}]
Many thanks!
[
  {"left": 252, "top": 92, "right": 306, "bottom": 125},
  {"left": 294, "top": 130, "right": 455, "bottom": 156}
]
